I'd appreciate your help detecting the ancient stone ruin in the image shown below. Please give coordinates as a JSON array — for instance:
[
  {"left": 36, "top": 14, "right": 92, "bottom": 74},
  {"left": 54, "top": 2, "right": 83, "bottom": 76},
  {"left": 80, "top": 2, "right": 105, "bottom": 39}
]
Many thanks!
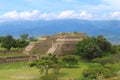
[
  {"left": 25, "top": 32, "right": 88, "bottom": 56},
  {"left": 0, "top": 32, "right": 88, "bottom": 64}
]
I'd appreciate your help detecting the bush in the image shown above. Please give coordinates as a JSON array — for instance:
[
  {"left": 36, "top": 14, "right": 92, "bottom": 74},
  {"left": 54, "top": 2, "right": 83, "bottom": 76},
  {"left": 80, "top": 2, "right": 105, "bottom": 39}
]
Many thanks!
[
  {"left": 82, "top": 65, "right": 116, "bottom": 80},
  {"left": 76, "top": 35, "right": 114, "bottom": 60},
  {"left": 40, "top": 74, "right": 58, "bottom": 80},
  {"left": 92, "top": 58, "right": 115, "bottom": 66},
  {"left": 62, "top": 55, "right": 79, "bottom": 67},
  {"left": 92, "top": 53, "right": 120, "bottom": 66}
]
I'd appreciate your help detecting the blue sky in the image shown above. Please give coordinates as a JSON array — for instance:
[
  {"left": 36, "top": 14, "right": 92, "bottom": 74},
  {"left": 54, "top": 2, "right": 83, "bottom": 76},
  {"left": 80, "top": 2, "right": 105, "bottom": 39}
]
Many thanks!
[
  {"left": 0, "top": 0, "right": 104, "bottom": 13},
  {"left": 0, "top": 0, "right": 120, "bottom": 21}
]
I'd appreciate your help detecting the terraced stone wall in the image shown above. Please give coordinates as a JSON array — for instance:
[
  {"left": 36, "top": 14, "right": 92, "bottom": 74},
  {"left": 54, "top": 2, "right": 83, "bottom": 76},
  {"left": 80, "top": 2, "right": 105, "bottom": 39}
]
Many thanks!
[{"left": 0, "top": 55, "right": 38, "bottom": 64}]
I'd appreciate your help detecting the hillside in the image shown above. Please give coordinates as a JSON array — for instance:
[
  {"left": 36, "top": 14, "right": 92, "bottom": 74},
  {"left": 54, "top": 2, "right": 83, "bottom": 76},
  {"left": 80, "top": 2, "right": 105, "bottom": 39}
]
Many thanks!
[{"left": 0, "top": 20, "right": 120, "bottom": 43}]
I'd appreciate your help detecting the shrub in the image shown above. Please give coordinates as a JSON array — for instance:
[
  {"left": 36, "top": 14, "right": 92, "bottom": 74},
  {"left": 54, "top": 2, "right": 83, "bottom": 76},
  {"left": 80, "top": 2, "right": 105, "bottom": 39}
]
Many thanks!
[
  {"left": 62, "top": 55, "right": 79, "bottom": 67},
  {"left": 76, "top": 35, "right": 114, "bottom": 60},
  {"left": 92, "top": 58, "right": 115, "bottom": 66},
  {"left": 82, "top": 65, "right": 116, "bottom": 80},
  {"left": 40, "top": 74, "right": 58, "bottom": 80}
]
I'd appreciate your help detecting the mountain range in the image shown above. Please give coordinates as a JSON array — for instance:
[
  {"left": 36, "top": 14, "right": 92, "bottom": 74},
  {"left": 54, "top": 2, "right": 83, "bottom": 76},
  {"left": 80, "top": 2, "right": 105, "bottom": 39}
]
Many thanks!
[{"left": 0, "top": 20, "right": 120, "bottom": 43}]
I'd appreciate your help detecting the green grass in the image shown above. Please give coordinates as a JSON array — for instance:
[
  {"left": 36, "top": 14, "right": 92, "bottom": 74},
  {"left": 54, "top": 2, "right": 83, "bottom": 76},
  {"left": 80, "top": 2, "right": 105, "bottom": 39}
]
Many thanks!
[
  {"left": 0, "top": 53, "right": 27, "bottom": 58},
  {"left": 0, "top": 61, "right": 99, "bottom": 80},
  {"left": 0, "top": 62, "right": 40, "bottom": 80},
  {"left": 0, "top": 61, "right": 120, "bottom": 80}
]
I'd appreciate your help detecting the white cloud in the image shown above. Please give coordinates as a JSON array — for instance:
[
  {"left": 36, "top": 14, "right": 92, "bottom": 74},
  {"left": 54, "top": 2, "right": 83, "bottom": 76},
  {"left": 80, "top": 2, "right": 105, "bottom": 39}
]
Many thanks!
[
  {"left": 106, "top": 12, "right": 120, "bottom": 20},
  {"left": 39, "top": 10, "right": 93, "bottom": 20},
  {"left": 0, "top": 10, "right": 120, "bottom": 22},
  {"left": 79, "top": 11, "right": 93, "bottom": 19},
  {"left": 0, "top": 10, "right": 39, "bottom": 21},
  {"left": 0, "top": 10, "right": 94, "bottom": 22},
  {"left": 100, "top": 11, "right": 120, "bottom": 20},
  {"left": 109, "top": 12, "right": 120, "bottom": 18},
  {"left": 58, "top": 10, "right": 75, "bottom": 19}
]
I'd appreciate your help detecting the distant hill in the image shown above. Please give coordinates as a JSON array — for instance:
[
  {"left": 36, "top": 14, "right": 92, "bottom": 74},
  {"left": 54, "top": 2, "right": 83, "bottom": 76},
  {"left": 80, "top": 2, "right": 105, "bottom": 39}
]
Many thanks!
[{"left": 0, "top": 19, "right": 120, "bottom": 43}]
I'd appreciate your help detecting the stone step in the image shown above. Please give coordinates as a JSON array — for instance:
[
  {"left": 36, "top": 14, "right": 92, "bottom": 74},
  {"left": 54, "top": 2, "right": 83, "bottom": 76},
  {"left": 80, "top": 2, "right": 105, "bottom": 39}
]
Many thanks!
[{"left": 47, "top": 43, "right": 57, "bottom": 54}]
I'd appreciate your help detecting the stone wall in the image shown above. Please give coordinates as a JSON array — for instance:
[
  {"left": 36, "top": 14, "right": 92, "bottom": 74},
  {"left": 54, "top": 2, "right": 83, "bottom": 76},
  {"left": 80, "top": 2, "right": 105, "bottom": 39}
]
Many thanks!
[
  {"left": 55, "top": 41, "right": 78, "bottom": 56},
  {"left": 0, "top": 55, "right": 38, "bottom": 64},
  {"left": 31, "top": 37, "right": 57, "bottom": 54}
]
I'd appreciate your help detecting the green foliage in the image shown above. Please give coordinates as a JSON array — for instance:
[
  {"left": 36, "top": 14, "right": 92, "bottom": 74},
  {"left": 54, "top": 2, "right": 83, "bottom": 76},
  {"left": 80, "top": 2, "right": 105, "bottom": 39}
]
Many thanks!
[
  {"left": 76, "top": 37, "right": 102, "bottom": 60},
  {"left": 30, "top": 55, "right": 64, "bottom": 76},
  {"left": 96, "top": 35, "right": 112, "bottom": 53},
  {"left": 0, "top": 36, "right": 4, "bottom": 43},
  {"left": 40, "top": 74, "right": 58, "bottom": 80},
  {"left": 62, "top": 55, "right": 79, "bottom": 67},
  {"left": 82, "top": 65, "right": 116, "bottom": 80},
  {"left": 112, "top": 44, "right": 120, "bottom": 53},
  {"left": 20, "top": 33, "right": 29, "bottom": 40},
  {"left": 92, "top": 53, "right": 120, "bottom": 66},
  {"left": 0, "top": 35, "right": 29, "bottom": 50},
  {"left": 1, "top": 35, "right": 16, "bottom": 50},
  {"left": 76, "top": 35, "right": 114, "bottom": 60},
  {"left": 28, "top": 36, "right": 37, "bottom": 42},
  {"left": 92, "top": 58, "right": 115, "bottom": 66},
  {"left": 15, "top": 39, "right": 29, "bottom": 48}
]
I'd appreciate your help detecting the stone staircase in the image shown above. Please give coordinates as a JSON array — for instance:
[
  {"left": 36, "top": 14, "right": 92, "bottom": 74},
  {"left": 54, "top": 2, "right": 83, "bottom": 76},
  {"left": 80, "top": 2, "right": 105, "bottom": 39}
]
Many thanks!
[
  {"left": 46, "top": 43, "right": 58, "bottom": 55},
  {"left": 31, "top": 37, "right": 57, "bottom": 55},
  {"left": 24, "top": 37, "right": 47, "bottom": 55},
  {"left": 24, "top": 42, "right": 36, "bottom": 54}
]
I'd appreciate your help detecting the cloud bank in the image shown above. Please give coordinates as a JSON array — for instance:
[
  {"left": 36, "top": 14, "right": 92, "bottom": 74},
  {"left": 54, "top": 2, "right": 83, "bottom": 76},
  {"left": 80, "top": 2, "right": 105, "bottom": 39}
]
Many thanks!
[{"left": 0, "top": 10, "right": 120, "bottom": 22}]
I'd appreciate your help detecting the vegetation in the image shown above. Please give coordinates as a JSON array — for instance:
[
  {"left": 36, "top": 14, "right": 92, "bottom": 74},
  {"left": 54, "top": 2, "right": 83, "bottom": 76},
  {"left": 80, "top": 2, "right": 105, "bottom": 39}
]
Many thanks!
[
  {"left": 1, "top": 35, "right": 16, "bottom": 50},
  {"left": 62, "top": 55, "right": 79, "bottom": 67},
  {"left": 1, "top": 34, "right": 120, "bottom": 80},
  {"left": 30, "top": 55, "right": 64, "bottom": 77},
  {"left": 0, "top": 34, "right": 37, "bottom": 51},
  {"left": 0, "top": 53, "right": 27, "bottom": 58},
  {"left": 20, "top": 34, "right": 29, "bottom": 41},
  {"left": 82, "top": 65, "right": 116, "bottom": 80},
  {"left": 76, "top": 35, "right": 115, "bottom": 60}
]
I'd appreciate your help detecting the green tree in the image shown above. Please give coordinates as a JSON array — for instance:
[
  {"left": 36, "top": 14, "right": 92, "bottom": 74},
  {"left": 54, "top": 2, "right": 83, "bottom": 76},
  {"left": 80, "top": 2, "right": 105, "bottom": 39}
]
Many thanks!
[
  {"left": 96, "top": 35, "right": 112, "bottom": 53},
  {"left": 0, "top": 36, "right": 4, "bottom": 43},
  {"left": 1, "top": 35, "right": 15, "bottom": 50},
  {"left": 76, "top": 36, "right": 114, "bottom": 60},
  {"left": 51, "top": 55, "right": 64, "bottom": 75},
  {"left": 15, "top": 39, "right": 29, "bottom": 48},
  {"left": 20, "top": 34, "right": 29, "bottom": 40},
  {"left": 76, "top": 37, "right": 102, "bottom": 60},
  {"left": 82, "top": 65, "right": 116, "bottom": 80},
  {"left": 62, "top": 55, "right": 79, "bottom": 67},
  {"left": 30, "top": 55, "right": 64, "bottom": 77},
  {"left": 28, "top": 36, "right": 37, "bottom": 42}
]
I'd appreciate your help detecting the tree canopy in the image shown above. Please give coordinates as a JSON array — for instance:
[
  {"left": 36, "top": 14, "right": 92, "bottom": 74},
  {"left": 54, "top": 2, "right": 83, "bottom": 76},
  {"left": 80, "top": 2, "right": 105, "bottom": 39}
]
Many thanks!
[
  {"left": 76, "top": 35, "right": 114, "bottom": 60},
  {"left": 0, "top": 35, "right": 29, "bottom": 50},
  {"left": 1, "top": 35, "right": 15, "bottom": 50}
]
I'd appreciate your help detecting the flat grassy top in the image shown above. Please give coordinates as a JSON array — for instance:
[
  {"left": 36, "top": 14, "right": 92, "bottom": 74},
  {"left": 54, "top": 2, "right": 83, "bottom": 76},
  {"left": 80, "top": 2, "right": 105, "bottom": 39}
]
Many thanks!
[
  {"left": 0, "top": 53, "right": 27, "bottom": 58},
  {"left": 0, "top": 62, "right": 99, "bottom": 80}
]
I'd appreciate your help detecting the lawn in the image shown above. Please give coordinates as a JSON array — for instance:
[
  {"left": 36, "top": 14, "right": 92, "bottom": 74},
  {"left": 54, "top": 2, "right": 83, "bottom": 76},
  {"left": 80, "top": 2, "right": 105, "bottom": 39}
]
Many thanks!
[
  {"left": 0, "top": 62, "right": 40, "bottom": 80},
  {"left": 0, "top": 62, "right": 99, "bottom": 80},
  {"left": 0, "top": 61, "right": 120, "bottom": 80}
]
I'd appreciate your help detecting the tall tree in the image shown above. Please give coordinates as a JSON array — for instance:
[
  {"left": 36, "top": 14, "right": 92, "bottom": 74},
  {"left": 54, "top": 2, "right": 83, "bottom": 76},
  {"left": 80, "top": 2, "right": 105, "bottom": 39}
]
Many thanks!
[
  {"left": 76, "top": 37, "right": 102, "bottom": 60},
  {"left": 76, "top": 36, "right": 114, "bottom": 60},
  {"left": 62, "top": 55, "right": 79, "bottom": 67},
  {"left": 1, "top": 35, "right": 15, "bottom": 50},
  {"left": 96, "top": 35, "right": 112, "bottom": 53},
  {"left": 20, "top": 34, "right": 29, "bottom": 40}
]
